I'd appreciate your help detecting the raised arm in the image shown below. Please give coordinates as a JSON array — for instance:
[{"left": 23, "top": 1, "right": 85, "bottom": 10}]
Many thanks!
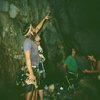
[
  {"left": 24, "top": 14, "right": 49, "bottom": 36},
  {"left": 33, "top": 15, "right": 49, "bottom": 33}
]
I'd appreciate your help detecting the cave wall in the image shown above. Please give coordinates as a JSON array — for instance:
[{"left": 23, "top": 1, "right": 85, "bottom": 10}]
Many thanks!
[
  {"left": 49, "top": 0, "right": 100, "bottom": 57},
  {"left": 0, "top": 0, "right": 100, "bottom": 98}
]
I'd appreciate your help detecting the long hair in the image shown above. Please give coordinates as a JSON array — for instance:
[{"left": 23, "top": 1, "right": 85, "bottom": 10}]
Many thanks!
[
  {"left": 23, "top": 24, "right": 37, "bottom": 41},
  {"left": 26, "top": 32, "right": 37, "bottom": 41}
]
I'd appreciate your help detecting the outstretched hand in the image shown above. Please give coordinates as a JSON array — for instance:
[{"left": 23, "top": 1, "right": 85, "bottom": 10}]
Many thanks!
[
  {"left": 45, "top": 12, "right": 51, "bottom": 20},
  {"left": 44, "top": 15, "right": 49, "bottom": 20}
]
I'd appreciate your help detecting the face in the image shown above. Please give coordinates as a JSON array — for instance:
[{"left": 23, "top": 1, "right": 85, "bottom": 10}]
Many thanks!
[
  {"left": 72, "top": 49, "right": 76, "bottom": 56},
  {"left": 35, "top": 34, "right": 41, "bottom": 42},
  {"left": 88, "top": 55, "right": 94, "bottom": 61},
  {"left": 36, "top": 41, "right": 40, "bottom": 46}
]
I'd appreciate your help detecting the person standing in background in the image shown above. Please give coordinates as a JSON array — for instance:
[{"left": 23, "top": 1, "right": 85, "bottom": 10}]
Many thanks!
[
  {"left": 36, "top": 40, "right": 46, "bottom": 100},
  {"left": 63, "top": 48, "right": 78, "bottom": 74}
]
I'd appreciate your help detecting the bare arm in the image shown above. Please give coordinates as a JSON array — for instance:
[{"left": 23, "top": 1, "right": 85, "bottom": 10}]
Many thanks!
[
  {"left": 24, "top": 50, "right": 35, "bottom": 80},
  {"left": 63, "top": 64, "right": 67, "bottom": 72},
  {"left": 24, "top": 15, "right": 49, "bottom": 36},
  {"left": 33, "top": 15, "right": 49, "bottom": 33}
]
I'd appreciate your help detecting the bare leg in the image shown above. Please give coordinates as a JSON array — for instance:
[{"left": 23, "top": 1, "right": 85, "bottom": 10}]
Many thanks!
[
  {"left": 25, "top": 91, "right": 32, "bottom": 100},
  {"left": 38, "top": 89, "right": 44, "bottom": 100},
  {"left": 32, "top": 90, "right": 37, "bottom": 100}
]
